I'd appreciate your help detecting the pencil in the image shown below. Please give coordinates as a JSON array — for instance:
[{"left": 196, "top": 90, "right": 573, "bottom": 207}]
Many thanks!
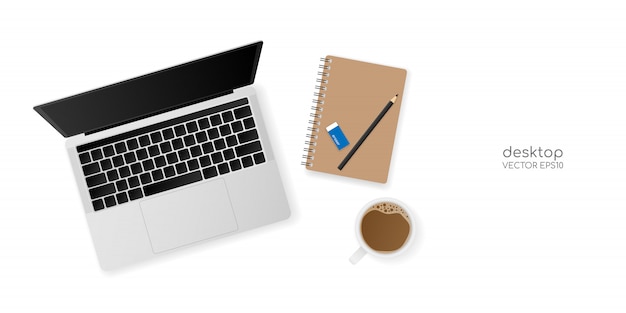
[{"left": 338, "top": 94, "right": 398, "bottom": 170}]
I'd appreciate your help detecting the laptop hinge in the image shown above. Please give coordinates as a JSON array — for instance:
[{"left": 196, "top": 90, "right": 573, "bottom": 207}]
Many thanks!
[{"left": 85, "top": 90, "right": 234, "bottom": 136}]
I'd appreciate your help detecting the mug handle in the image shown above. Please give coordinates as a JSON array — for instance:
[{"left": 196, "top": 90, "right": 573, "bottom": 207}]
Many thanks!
[{"left": 349, "top": 247, "right": 367, "bottom": 264}]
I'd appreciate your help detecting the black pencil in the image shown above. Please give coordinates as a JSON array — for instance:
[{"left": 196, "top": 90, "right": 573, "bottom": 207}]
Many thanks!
[{"left": 338, "top": 94, "right": 398, "bottom": 170}]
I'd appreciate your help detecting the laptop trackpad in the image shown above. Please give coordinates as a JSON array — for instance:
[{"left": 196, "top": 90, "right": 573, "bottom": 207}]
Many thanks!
[{"left": 140, "top": 179, "right": 238, "bottom": 253}]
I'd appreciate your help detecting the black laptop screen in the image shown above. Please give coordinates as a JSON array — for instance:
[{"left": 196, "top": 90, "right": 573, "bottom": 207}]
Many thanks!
[{"left": 34, "top": 42, "right": 262, "bottom": 137}]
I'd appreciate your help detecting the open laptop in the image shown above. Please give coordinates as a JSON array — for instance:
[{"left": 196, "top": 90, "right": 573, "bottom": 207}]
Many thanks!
[{"left": 33, "top": 41, "right": 291, "bottom": 270}]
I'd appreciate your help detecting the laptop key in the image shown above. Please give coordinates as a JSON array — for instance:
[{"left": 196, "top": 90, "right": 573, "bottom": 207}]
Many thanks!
[
  {"left": 128, "top": 188, "right": 143, "bottom": 201},
  {"left": 79, "top": 152, "right": 91, "bottom": 164},
  {"left": 91, "top": 149, "right": 103, "bottom": 161},
  {"left": 222, "top": 111, "right": 234, "bottom": 123},
  {"left": 223, "top": 148, "right": 235, "bottom": 160},
  {"left": 154, "top": 155, "right": 166, "bottom": 168},
  {"left": 159, "top": 141, "right": 172, "bottom": 153},
  {"left": 106, "top": 169, "right": 119, "bottom": 182},
  {"left": 178, "top": 149, "right": 191, "bottom": 161},
  {"left": 112, "top": 155, "right": 124, "bottom": 167},
  {"left": 142, "top": 159, "right": 155, "bottom": 171},
  {"left": 190, "top": 145, "right": 202, "bottom": 157},
  {"left": 124, "top": 152, "right": 136, "bottom": 164},
  {"left": 202, "top": 166, "right": 218, "bottom": 179},
  {"left": 164, "top": 166, "right": 176, "bottom": 178},
  {"left": 231, "top": 120, "right": 243, "bottom": 133},
  {"left": 126, "top": 138, "right": 139, "bottom": 150},
  {"left": 166, "top": 152, "right": 178, "bottom": 164},
  {"left": 116, "top": 179, "right": 128, "bottom": 191},
  {"left": 243, "top": 117, "right": 255, "bottom": 129},
  {"left": 138, "top": 135, "right": 151, "bottom": 147},
  {"left": 114, "top": 142, "right": 127, "bottom": 154},
  {"left": 175, "top": 163, "right": 188, "bottom": 174},
  {"left": 100, "top": 159, "right": 113, "bottom": 171},
  {"left": 237, "top": 129, "right": 258, "bottom": 144},
  {"left": 92, "top": 199, "right": 105, "bottom": 211},
  {"left": 207, "top": 128, "right": 219, "bottom": 139},
  {"left": 242, "top": 156, "right": 254, "bottom": 168},
  {"left": 235, "top": 141, "right": 262, "bottom": 157},
  {"left": 226, "top": 135, "right": 238, "bottom": 147},
  {"left": 210, "top": 114, "right": 222, "bottom": 126},
  {"left": 140, "top": 173, "right": 152, "bottom": 184},
  {"left": 136, "top": 148, "right": 148, "bottom": 160},
  {"left": 162, "top": 128, "right": 175, "bottom": 140},
  {"left": 174, "top": 125, "right": 186, "bottom": 137},
  {"left": 184, "top": 135, "right": 196, "bottom": 147},
  {"left": 218, "top": 163, "right": 230, "bottom": 175},
  {"left": 195, "top": 131, "right": 208, "bottom": 143},
  {"left": 187, "top": 159, "right": 200, "bottom": 171},
  {"left": 143, "top": 171, "right": 202, "bottom": 197},
  {"left": 86, "top": 173, "right": 107, "bottom": 187},
  {"left": 214, "top": 139, "right": 226, "bottom": 150},
  {"left": 198, "top": 118, "right": 210, "bottom": 129},
  {"left": 89, "top": 183, "right": 115, "bottom": 199},
  {"left": 199, "top": 155, "right": 211, "bottom": 167},
  {"left": 229, "top": 159, "right": 242, "bottom": 171},
  {"left": 131, "top": 163, "right": 143, "bottom": 175},
  {"left": 219, "top": 124, "right": 231, "bottom": 136},
  {"left": 116, "top": 192, "right": 129, "bottom": 204},
  {"left": 82, "top": 162, "right": 100, "bottom": 176},
  {"left": 119, "top": 166, "right": 131, "bottom": 178},
  {"left": 253, "top": 152, "right": 265, "bottom": 164},
  {"left": 211, "top": 152, "right": 223, "bottom": 164},
  {"left": 128, "top": 176, "right": 140, "bottom": 188},
  {"left": 172, "top": 138, "right": 184, "bottom": 150},
  {"left": 148, "top": 145, "right": 160, "bottom": 157},
  {"left": 104, "top": 196, "right": 116, "bottom": 208},
  {"left": 186, "top": 121, "right": 198, "bottom": 133},
  {"left": 103, "top": 145, "right": 115, "bottom": 157},
  {"left": 234, "top": 106, "right": 252, "bottom": 119},
  {"left": 150, "top": 132, "right": 163, "bottom": 144},
  {"left": 151, "top": 169, "right": 164, "bottom": 181}
]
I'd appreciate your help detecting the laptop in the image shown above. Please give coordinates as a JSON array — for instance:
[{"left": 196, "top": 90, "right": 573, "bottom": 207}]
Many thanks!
[{"left": 33, "top": 41, "right": 291, "bottom": 270}]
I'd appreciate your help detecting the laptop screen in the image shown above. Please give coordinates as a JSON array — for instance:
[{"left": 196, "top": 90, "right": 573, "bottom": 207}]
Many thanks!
[{"left": 34, "top": 42, "right": 262, "bottom": 137}]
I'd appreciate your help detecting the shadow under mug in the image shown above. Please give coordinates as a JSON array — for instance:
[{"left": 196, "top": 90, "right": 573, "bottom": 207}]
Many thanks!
[{"left": 349, "top": 197, "right": 416, "bottom": 264}]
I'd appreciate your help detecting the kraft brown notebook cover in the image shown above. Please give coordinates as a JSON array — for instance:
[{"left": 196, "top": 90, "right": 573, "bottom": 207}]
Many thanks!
[{"left": 302, "top": 56, "right": 407, "bottom": 183}]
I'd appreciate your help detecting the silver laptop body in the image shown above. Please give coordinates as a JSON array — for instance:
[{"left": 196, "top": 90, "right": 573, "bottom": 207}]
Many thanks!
[{"left": 34, "top": 42, "right": 290, "bottom": 270}]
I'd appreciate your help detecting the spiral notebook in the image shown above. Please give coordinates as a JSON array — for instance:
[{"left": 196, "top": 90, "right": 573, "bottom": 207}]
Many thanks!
[{"left": 302, "top": 56, "right": 407, "bottom": 183}]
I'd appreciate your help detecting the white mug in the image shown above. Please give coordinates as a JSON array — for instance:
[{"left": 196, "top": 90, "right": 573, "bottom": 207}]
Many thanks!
[{"left": 349, "top": 197, "right": 416, "bottom": 264}]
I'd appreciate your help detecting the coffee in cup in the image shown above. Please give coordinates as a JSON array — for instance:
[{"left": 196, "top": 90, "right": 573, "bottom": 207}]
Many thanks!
[
  {"left": 361, "top": 201, "right": 411, "bottom": 252},
  {"left": 350, "top": 198, "right": 415, "bottom": 264}
]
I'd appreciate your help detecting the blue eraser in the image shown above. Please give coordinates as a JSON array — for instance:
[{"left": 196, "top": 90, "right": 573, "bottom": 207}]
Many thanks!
[{"left": 326, "top": 122, "right": 349, "bottom": 150}]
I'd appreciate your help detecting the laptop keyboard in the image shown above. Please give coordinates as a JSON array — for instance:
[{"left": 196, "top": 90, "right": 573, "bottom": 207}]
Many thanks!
[{"left": 76, "top": 98, "right": 266, "bottom": 212}]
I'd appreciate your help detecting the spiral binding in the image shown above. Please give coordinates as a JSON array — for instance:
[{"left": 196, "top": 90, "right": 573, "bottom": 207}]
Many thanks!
[{"left": 302, "top": 57, "right": 332, "bottom": 167}]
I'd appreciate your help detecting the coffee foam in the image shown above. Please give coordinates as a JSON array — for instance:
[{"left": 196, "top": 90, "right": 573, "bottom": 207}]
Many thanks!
[{"left": 365, "top": 202, "right": 410, "bottom": 223}]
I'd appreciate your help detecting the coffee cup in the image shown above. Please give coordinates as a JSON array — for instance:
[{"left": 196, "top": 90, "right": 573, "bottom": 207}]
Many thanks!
[{"left": 349, "top": 197, "right": 415, "bottom": 264}]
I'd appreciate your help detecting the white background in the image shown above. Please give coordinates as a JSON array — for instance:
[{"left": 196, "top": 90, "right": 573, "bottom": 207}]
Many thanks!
[{"left": 1, "top": 1, "right": 625, "bottom": 312}]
